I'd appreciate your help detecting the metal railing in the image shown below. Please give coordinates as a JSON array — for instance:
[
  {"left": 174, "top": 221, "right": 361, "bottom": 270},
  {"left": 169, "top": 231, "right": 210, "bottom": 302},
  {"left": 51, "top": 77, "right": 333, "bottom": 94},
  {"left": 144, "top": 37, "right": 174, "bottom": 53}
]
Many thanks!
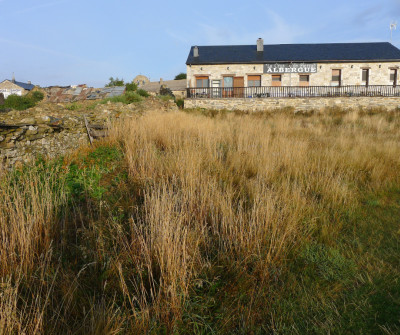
[{"left": 187, "top": 85, "right": 400, "bottom": 99}]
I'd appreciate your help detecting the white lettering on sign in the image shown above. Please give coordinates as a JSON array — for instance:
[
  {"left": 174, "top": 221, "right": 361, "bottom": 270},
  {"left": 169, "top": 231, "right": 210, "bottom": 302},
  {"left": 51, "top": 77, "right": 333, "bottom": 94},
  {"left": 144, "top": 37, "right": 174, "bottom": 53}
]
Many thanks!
[
  {"left": 0, "top": 89, "right": 22, "bottom": 98},
  {"left": 264, "top": 63, "right": 318, "bottom": 74}
]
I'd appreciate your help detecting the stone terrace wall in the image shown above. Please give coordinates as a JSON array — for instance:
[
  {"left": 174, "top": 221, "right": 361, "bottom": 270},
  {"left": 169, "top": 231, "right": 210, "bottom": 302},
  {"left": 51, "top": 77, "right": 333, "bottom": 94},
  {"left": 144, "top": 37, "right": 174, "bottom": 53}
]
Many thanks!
[
  {"left": 184, "top": 96, "right": 400, "bottom": 112},
  {"left": 0, "top": 98, "right": 178, "bottom": 167}
]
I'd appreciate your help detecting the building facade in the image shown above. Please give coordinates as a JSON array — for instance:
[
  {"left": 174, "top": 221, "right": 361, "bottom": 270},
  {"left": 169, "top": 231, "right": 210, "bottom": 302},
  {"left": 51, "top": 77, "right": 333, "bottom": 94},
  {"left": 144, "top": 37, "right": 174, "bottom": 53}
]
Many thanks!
[
  {"left": 0, "top": 79, "right": 35, "bottom": 98},
  {"left": 186, "top": 40, "right": 400, "bottom": 98}
]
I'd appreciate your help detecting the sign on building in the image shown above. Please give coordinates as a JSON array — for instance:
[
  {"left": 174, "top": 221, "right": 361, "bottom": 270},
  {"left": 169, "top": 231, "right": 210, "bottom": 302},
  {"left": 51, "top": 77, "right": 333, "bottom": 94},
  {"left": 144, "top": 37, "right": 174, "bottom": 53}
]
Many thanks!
[{"left": 264, "top": 63, "right": 318, "bottom": 74}]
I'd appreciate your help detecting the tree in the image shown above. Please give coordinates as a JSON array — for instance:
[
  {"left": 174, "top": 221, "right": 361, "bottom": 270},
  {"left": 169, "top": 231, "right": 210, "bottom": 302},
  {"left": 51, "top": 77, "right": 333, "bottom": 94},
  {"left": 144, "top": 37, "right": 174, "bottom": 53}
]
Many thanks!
[
  {"left": 174, "top": 73, "right": 187, "bottom": 80},
  {"left": 125, "top": 81, "right": 138, "bottom": 92},
  {"left": 105, "top": 77, "right": 125, "bottom": 87}
]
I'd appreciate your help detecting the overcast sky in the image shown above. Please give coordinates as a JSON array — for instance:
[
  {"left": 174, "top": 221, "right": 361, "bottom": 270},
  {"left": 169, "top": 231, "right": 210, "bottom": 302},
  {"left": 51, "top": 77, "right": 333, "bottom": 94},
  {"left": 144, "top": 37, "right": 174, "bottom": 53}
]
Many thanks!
[{"left": 1, "top": 0, "right": 400, "bottom": 87}]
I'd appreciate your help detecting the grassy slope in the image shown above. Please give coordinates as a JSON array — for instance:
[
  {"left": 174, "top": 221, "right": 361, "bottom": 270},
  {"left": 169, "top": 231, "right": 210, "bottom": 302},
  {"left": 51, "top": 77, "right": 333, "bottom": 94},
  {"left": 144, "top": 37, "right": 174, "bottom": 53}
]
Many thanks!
[{"left": 1, "top": 109, "right": 400, "bottom": 334}]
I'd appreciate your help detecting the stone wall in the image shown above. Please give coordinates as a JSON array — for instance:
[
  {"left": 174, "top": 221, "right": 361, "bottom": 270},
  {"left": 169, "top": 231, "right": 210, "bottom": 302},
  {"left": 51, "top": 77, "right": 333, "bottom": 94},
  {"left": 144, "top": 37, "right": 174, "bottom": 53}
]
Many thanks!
[
  {"left": 184, "top": 96, "right": 400, "bottom": 112},
  {"left": 0, "top": 97, "right": 178, "bottom": 167},
  {"left": 187, "top": 61, "right": 400, "bottom": 87}
]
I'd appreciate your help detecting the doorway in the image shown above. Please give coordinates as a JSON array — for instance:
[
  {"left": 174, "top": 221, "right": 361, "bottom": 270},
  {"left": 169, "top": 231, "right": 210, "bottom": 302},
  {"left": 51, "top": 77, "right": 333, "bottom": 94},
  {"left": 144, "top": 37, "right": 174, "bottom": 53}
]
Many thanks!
[
  {"left": 212, "top": 80, "right": 222, "bottom": 98},
  {"left": 233, "top": 77, "right": 244, "bottom": 97}
]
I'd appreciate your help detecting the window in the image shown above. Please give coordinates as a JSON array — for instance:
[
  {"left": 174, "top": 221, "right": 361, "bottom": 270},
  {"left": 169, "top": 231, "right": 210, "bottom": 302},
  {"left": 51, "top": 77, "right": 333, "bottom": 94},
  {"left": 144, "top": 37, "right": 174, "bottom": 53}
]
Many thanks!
[
  {"left": 248, "top": 75, "right": 261, "bottom": 87},
  {"left": 223, "top": 76, "right": 234, "bottom": 97},
  {"left": 272, "top": 75, "right": 282, "bottom": 87},
  {"left": 361, "top": 69, "right": 369, "bottom": 85},
  {"left": 196, "top": 76, "right": 209, "bottom": 88},
  {"left": 390, "top": 69, "right": 397, "bottom": 86},
  {"left": 223, "top": 76, "right": 233, "bottom": 88},
  {"left": 331, "top": 69, "right": 341, "bottom": 86},
  {"left": 299, "top": 75, "right": 310, "bottom": 87}
]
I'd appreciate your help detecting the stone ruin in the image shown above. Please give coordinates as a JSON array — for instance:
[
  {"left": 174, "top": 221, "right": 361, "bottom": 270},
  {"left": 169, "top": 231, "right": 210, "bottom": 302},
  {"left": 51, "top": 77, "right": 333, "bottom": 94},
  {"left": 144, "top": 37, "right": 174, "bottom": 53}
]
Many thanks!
[{"left": 0, "top": 97, "right": 178, "bottom": 167}]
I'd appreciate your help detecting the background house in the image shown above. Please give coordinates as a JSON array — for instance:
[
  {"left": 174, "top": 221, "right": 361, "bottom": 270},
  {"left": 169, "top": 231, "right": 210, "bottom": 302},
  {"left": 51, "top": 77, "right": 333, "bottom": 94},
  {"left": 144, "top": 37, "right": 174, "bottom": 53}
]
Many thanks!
[
  {"left": 0, "top": 77, "right": 35, "bottom": 98},
  {"left": 141, "top": 78, "right": 186, "bottom": 98},
  {"left": 186, "top": 40, "right": 400, "bottom": 91}
]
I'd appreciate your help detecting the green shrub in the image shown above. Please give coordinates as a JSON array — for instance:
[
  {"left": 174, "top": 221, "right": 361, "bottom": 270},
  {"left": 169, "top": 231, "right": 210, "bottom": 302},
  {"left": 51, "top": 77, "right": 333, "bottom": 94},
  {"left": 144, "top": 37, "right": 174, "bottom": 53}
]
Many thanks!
[
  {"left": 137, "top": 89, "right": 149, "bottom": 97},
  {"left": 30, "top": 91, "right": 44, "bottom": 102},
  {"left": 100, "top": 92, "right": 142, "bottom": 105},
  {"left": 176, "top": 99, "right": 184, "bottom": 109},
  {"left": 125, "top": 91, "right": 142, "bottom": 103},
  {"left": 4, "top": 94, "right": 36, "bottom": 110},
  {"left": 125, "top": 82, "right": 138, "bottom": 92}
]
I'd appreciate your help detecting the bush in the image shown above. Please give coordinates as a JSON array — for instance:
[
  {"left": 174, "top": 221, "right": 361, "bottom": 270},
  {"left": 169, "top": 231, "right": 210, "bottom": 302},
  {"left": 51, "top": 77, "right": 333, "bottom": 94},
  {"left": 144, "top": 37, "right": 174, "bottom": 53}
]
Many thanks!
[
  {"left": 100, "top": 92, "right": 142, "bottom": 105},
  {"left": 125, "top": 82, "right": 138, "bottom": 92},
  {"left": 176, "top": 98, "right": 184, "bottom": 109},
  {"left": 4, "top": 95, "right": 36, "bottom": 110},
  {"left": 125, "top": 91, "right": 142, "bottom": 103},
  {"left": 137, "top": 89, "right": 149, "bottom": 97},
  {"left": 30, "top": 91, "right": 44, "bottom": 102}
]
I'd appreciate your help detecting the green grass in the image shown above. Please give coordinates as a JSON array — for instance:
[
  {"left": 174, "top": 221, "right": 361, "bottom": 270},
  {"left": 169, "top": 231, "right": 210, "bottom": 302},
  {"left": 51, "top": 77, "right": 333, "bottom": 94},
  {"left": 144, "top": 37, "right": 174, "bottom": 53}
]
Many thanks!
[
  {"left": 100, "top": 91, "right": 142, "bottom": 104},
  {"left": 65, "top": 102, "right": 82, "bottom": 111}
]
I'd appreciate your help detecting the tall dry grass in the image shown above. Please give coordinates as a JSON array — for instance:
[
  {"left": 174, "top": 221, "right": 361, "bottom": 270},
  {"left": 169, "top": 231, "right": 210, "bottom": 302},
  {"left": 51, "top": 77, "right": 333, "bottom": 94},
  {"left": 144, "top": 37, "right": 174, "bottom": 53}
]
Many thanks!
[
  {"left": 108, "top": 109, "right": 400, "bottom": 329},
  {"left": 1, "top": 108, "right": 400, "bottom": 333},
  {"left": 0, "top": 165, "right": 66, "bottom": 334}
]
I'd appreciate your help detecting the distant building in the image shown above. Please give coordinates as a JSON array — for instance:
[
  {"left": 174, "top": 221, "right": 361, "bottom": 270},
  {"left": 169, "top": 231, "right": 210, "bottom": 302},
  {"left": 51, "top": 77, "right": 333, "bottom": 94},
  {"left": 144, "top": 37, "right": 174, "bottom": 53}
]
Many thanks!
[
  {"left": 133, "top": 75, "right": 150, "bottom": 87},
  {"left": 0, "top": 76, "right": 35, "bottom": 98},
  {"left": 186, "top": 39, "right": 400, "bottom": 98},
  {"left": 141, "top": 78, "right": 186, "bottom": 98}
]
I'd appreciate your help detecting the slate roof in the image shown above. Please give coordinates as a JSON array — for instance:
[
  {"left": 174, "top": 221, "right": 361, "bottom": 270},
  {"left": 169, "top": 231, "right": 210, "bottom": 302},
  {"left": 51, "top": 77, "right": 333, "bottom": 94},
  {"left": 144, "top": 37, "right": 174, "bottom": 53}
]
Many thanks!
[
  {"left": 186, "top": 42, "right": 400, "bottom": 65},
  {"left": 1, "top": 79, "right": 35, "bottom": 90}
]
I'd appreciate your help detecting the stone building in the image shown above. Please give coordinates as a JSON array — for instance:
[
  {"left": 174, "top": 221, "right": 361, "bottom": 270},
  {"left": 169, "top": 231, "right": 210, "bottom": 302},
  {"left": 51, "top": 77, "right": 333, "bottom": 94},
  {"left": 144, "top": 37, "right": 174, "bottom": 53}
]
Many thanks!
[
  {"left": 133, "top": 75, "right": 150, "bottom": 87},
  {"left": 186, "top": 39, "right": 400, "bottom": 98},
  {"left": 0, "top": 77, "right": 35, "bottom": 98},
  {"left": 141, "top": 78, "right": 186, "bottom": 98}
]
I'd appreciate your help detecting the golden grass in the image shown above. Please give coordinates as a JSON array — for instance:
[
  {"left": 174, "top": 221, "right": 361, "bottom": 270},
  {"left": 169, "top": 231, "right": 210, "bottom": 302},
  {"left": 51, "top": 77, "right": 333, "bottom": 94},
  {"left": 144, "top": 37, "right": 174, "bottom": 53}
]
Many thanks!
[
  {"left": 0, "top": 108, "right": 400, "bottom": 333},
  {"left": 108, "top": 109, "right": 400, "bottom": 329}
]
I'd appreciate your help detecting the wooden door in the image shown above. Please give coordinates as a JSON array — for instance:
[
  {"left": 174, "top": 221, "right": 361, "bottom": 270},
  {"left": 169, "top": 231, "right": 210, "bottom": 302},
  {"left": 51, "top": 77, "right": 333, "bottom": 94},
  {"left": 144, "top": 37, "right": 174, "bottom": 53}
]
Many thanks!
[
  {"left": 272, "top": 75, "right": 282, "bottom": 87},
  {"left": 233, "top": 77, "right": 244, "bottom": 97}
]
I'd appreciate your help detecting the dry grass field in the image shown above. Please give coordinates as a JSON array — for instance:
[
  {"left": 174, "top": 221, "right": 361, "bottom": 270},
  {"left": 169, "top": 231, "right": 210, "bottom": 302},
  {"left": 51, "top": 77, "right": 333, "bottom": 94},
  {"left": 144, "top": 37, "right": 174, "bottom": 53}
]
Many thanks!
[{"left": 1, "top": 107, "right": 400, "bottom": 334}]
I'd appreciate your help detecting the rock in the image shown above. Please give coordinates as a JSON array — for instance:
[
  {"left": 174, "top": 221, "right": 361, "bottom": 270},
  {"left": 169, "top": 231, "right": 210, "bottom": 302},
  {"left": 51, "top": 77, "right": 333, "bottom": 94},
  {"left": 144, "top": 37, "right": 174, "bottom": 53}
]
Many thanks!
[
  {"left": 0, "top": 136, "right": 4, "bottom": 142},
  {"left": 20, "top": 117, "right": 36, "bottom": 125},
  {"left": 26, "top": 129, "right": 38, "bottom": 136}
]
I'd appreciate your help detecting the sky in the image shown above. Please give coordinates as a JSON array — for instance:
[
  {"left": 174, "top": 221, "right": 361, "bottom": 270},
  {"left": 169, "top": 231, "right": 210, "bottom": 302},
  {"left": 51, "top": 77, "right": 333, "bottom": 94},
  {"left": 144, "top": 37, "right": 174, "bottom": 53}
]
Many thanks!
[{"left": 1, "top": 0, "right": 400, "bottom": 87}]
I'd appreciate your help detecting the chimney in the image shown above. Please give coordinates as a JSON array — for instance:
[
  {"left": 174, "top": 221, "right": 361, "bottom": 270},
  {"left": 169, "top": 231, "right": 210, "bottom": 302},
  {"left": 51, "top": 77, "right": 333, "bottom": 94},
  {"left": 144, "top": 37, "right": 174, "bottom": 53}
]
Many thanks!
[
  {"left": 27, "top": 81, "right": 31, "bottom": 85},
  {"left": 12, "top": 72, "right": 15, "bottom": 83},
  {"left": 193, "top": 46, "right": 199, "bottom": 58},
  {"left": 257, "top": 38, "right": 264, "bottom": 52},
  {"left": 160, "top": 78, "right": 163, "bottom": 85}
]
